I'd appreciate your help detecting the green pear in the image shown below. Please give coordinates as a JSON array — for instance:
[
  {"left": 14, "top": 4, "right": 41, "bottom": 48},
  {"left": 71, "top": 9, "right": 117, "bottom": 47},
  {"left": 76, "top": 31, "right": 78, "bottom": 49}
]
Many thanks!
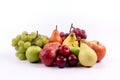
[
  {"left": 26, "top": 46, "right": 41, "bottom": 63},
  {"left": 69, "top": 46, "right": 80, "bottom": 56},
  {"left": 78, "top": 42, "right": 97, "bottom": 67}
]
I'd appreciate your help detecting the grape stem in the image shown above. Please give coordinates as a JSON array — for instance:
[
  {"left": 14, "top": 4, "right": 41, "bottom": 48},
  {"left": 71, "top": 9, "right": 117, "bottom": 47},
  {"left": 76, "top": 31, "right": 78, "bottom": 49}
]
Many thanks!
[
  {"left": 69, "top": 23, "right": 75, "bottom": 33},
  {"left": 36, "top": 31, "right": 38, "bottom": 38},
  {"left": 70, "top": 24, "right": 81, "bottom": 47}
]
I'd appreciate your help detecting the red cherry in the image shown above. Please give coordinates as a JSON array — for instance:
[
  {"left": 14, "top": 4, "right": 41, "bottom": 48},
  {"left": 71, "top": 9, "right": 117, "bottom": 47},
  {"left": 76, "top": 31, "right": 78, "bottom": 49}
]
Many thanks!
[
  {"left": 56, "top": 55, "right": 67, "bottom": 68},
  {"left": 68, "top": 54, "right": 78, "bottom": 67},
  {"left": 58, "top": 45, "right": 70, "bottom": 57}
]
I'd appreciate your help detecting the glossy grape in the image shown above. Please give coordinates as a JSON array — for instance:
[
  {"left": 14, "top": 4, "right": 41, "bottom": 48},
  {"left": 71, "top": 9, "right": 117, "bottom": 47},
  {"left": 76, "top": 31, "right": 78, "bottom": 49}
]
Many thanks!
[
  {"left": 56, "top": 55, "right": 67, "bottom": 68},
  {"left": 12, "top": 31, "right": 49, "bottom": 61},
  {"left": 68, "top": 54, "right": 78, "bottom": 67},
  {"left": 24, "top": 42, "right": 31, "bottom": 49},
  {"left": 21, "top": 35, "right": 28, "bottom": 41},
  {"left": 18, "top": 40, "right": 24, "bottom": 47},
  {"left": 60, "top": 24, "right": 87, "bottom": 42},
  {"left": 12, "top": 38, "right": 18, "bottom": 46},
  {"left": 18, "top": 53, "right": 26, "bottom": 60},
  {"left": 22, "top": 31, "right": 28, "bottom": 35},
  {"left": 18, "top": 46, "right": 26, "bottom": 54},
  {"left": 35, "top": 39, "right": 43, "bottom": 47}
]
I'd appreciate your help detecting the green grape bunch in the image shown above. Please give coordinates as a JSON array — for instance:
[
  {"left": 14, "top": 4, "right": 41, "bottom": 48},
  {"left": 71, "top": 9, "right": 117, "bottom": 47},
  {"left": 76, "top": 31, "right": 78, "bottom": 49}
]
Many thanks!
[{"left": 12, "top": 31, "right": 49, "bottom": 60}]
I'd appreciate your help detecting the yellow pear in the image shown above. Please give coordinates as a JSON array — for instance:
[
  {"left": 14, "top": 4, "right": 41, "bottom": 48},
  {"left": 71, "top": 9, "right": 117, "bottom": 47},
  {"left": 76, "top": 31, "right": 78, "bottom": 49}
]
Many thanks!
[
  {"left": 62, "top": 33, "right": 78, "bottom": 47},
  {"left": 78, "top": 42, "right": 97, "bottom": 67}
]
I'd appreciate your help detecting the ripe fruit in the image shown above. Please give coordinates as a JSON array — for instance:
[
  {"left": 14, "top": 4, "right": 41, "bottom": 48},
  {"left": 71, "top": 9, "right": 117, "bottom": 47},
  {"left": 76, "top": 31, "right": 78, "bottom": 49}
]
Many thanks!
[
  {"left": 18, "top": 53, "right": 26, "bottom": 60},
  {"left": 58, "top": 45, "right": 70, "bottom": 57},
  {"left": 44, "top": 42, "right": 61, "bottom": 49},
  {"left": 40, "top": 47, "right": 57, "bottom": 66},
  {"left": 56, "top": 55, "right": 67, "bottom": 68},
  {"left": 26, "top": 46, "right": 41, "bottom": 63},
  {"left": 49, "top": 25, "right": 62, "bottom": 44},
  {"left": 78, "top": 42, "right": 97, "bottom": 67},
  {"left": 40, "top": 42, "right": 61, "bottom": 66},
  {"left": 70, "top": 24, "right": 87, "bottom": 40},
  {"left": 62, "top": 33, "right": 78, "bottom": 47},
  {"left": 68, "top": 54, "right": 78, "bottom": 67},
  {"left": 60, "top": 24, "right": 87, "bottom": 42},
  {"left": 11, "top": 25, "right": 107, "bottom": 68},
  {"left": 86, "top": 40, "right": 106, "bottom": 62},
  {"left": 11, "top": 31, "right": 49, "bottom": 61}
]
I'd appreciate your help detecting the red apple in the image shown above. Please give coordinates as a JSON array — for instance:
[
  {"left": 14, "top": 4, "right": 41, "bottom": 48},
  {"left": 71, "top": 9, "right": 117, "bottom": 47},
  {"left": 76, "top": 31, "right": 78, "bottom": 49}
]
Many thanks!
[
  {"left": 40, "top": 47, "right": 57, "bottom": 66},
  {"left": 86, "top": 40, "right": 106, "bottom": 62},
  {"left": 44, "top": 42, "right": 60, "bottom": 49},
  {"left": 39, "top": 42, "right": 61, "bottom": 66}
]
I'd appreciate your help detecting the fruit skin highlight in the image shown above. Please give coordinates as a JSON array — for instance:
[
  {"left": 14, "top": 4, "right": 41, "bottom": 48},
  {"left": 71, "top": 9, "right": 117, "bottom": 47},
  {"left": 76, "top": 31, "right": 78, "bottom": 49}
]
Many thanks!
[
  {"left": 78, "top": 42, "right": 97, "bottom": 67},
  {"left": 26, "top": 46, "right": 41, "bottom": 63}
]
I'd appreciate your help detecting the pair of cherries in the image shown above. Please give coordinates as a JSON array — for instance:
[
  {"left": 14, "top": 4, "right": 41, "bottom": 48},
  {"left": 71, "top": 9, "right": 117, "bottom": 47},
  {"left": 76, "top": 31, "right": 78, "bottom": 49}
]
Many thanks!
[{"left": 56, "top": 45, "right": 78, "bottom": 68}]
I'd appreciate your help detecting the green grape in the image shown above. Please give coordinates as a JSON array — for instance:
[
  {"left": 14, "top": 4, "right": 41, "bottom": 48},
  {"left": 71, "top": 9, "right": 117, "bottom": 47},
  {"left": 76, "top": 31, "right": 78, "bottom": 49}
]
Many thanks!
[
  {"left": 31, "top": 32, "right": 37, "bottom": 39},
  {"left": 35, "top": 39, "right": 43, "bottom": 47},
  {"left": 24, "top": 42, "right": 31, "bottom": 49},
  {"left": 12, "top": 38, "right": 18, "bottom": 46},
  {"left": 18, "top": 46, "right": 26, "bottom": 54},
  {"left": 15, "top": 45, "right": 19, "bottom": 51},
  {"left": 40, "top": 35, "right": 44, "bottom": 39},
  {"left": 18, "top": 53, "right": 26, "bottom": 60},
  {"left": 42, "top": 37, "right": 49, "bottom": 45},
  {"left": 16, "top": 35, "right": 21, "bottom": 41},
  {"left": 21, "top": 35, "right": 28, "bottom": 41},
  {"left": 15, "top": 51, "right": 21, "bottom": 57},
  {"left": 27, "top": 35, "right": 33, "bottom": 42},
  {"left": 22, "top": 31, "right": 28, "bottom": 35},
  {"left": 18, "top": 40, "right": 24, "bottom": 47}
]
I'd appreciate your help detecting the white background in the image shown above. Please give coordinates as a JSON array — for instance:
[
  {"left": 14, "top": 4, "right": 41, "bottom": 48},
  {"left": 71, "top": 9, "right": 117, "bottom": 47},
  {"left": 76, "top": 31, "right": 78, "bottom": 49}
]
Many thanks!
[{"left": 0, "top": 0, "right": 120, "bottom": 80}]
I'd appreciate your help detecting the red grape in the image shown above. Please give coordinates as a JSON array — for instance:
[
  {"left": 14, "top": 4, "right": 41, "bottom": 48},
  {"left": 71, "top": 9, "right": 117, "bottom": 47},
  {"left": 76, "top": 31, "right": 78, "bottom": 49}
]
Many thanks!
[{"left": 60, "top": 24, "right": 87, "bottom": 42}]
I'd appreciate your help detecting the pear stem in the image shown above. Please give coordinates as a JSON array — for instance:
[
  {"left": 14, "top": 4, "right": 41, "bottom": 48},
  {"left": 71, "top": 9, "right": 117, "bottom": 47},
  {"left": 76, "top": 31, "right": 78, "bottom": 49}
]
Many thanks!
[
  {"left": 56, "top": 25, "right": 58, "bottom": 30},
  {"left": 97, "top": 41, "right": 99, "bottom": 44}
]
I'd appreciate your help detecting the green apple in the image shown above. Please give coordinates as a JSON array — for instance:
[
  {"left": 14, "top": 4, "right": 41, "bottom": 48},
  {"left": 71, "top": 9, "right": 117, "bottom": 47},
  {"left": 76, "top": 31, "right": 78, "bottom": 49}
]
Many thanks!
[
  {"left": 26, "top": 46, "right": 41, "bottom": 63},
  {"left": 69, "top": 46, "right": 80, "bottom": 56}
]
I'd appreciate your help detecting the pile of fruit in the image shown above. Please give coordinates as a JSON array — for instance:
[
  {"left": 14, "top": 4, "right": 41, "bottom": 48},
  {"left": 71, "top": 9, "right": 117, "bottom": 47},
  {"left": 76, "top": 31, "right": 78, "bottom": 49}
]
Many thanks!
[{"left": 12, "top": 24, "right": 106, "bottom": 68}]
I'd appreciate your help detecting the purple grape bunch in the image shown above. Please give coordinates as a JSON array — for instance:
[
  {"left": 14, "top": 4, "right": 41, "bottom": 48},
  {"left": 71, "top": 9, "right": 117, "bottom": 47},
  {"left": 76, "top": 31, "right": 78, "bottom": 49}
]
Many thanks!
[{"left": 60, "top": 24, "right": 87, "bottom": 41}]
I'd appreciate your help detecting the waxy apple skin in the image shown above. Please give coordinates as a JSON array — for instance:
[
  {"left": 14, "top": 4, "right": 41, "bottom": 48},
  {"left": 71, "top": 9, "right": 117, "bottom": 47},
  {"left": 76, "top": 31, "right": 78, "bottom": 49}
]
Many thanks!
[
  {"left": 39, "top": 42, "right": 61, "bottom": 66},
  {"left": 40, "top": 47, "right": 57, "bottom": 66}
]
